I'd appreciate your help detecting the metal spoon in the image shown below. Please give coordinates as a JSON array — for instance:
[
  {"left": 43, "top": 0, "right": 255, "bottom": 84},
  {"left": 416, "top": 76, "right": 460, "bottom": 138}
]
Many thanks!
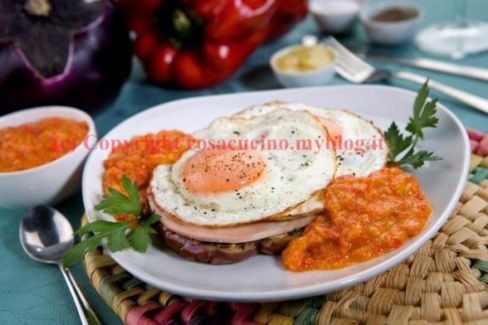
[{"left": 19, "top": 206, "right": 101, "bottom": 325}]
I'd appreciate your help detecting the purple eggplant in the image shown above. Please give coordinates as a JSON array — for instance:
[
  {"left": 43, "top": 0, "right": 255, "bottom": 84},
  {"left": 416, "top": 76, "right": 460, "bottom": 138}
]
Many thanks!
[{"left": 0, "top": 0, "right": 132, "bottom": 113}]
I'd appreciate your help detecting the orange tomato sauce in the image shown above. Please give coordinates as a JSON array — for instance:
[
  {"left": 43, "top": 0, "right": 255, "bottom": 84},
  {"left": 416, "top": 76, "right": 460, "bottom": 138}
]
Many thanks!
[
  {"left": 282, "top": 167, "right": 432, "bottom": 271},
  {"left": 102, "top": 130, "right": 194, "bottom": 221},
  {"left": 0, "top": 117, "right": 88, "bottom": 172}
]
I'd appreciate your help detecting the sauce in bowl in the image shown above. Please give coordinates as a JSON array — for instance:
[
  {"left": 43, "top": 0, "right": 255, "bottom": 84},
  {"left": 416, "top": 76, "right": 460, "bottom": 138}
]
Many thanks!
[
  {"left": 371, "top": 7, "right": 418, "bottom": 23},
  {"left": 0, "top": 117, "right": 88, "bottom": 172},
  {"left": 274, "top": 45, "right": 335, "bottom": 73}
]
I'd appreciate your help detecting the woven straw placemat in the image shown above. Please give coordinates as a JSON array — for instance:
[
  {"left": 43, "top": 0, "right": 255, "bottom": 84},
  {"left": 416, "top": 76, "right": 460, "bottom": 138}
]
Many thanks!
[{"left": 82, "top": 153, "right": 488, "bottom": 325}]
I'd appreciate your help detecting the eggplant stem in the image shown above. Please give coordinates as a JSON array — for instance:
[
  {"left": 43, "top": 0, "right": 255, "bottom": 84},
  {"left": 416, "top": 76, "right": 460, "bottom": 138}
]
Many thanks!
[{"left": 24, "top": 0, "right": 51, "bottom": 17}]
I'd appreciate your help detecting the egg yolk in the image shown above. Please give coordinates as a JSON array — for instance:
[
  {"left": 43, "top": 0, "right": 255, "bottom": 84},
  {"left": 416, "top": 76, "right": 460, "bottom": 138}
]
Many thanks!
[
  {"left": 181, "top": 149, "right": 266, "bottom": 194},
  {"left": 317, "top": 117, "right": 342, "bottom": 148}
]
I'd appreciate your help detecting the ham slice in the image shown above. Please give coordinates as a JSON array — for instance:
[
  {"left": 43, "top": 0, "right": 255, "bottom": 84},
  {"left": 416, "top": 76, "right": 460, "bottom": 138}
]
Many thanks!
[{"left": 148, "top": 194, "right": 316, "bottom": 244}]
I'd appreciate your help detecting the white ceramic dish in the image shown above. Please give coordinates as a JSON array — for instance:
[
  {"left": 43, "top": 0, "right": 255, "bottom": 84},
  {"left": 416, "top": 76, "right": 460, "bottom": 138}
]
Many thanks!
[
  {"left": 360, "top": 2, "right": 422, "bottom": 45},
  {"left": 82, "top": 85, "right": 469, "bottom": 302},
  {"left": 270, "top": 45, "right": 336, "bottom": 88},
  {"left": 310, "top": 0, "right": 360, "bottom": 34},
  {"left": 0, "top": 106, "right": 96, "bottom": 209}
]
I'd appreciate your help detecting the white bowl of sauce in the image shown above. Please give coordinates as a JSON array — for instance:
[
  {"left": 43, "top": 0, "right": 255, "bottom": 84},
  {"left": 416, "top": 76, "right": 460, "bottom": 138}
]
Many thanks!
[
  {"left": 270, "top": 44, "right": 336, "bottom": 88},
  {"left": 0, "top": 106, "right": 96, "bottom": 209},
  {"left": 360, "top": 2, "right": 423, "bottom": 45}
]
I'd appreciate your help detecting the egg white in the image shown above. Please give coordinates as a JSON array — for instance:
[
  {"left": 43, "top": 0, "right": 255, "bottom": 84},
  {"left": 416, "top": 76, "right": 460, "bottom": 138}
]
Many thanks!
[
  {"left": 236, "top": 101, "right": 389, "bottom": 177},
  {"left": 150, "top": 108, "right": 336, "bottom": 226}
]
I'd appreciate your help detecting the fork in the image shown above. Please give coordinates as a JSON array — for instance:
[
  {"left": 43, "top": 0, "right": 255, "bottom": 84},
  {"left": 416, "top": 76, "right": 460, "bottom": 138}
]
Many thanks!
[{"left": 321, "top": 36, "right": 488, "bottom": 114}]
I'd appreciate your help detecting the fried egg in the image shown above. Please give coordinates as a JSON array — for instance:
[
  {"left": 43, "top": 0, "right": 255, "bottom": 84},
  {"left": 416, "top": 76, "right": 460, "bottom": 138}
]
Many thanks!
[
  {"left": 235, "top": 101, "right": 388, "bottom": 177},
  {"left": 150, "top": 108, "right": 336, "bottom": 226}
]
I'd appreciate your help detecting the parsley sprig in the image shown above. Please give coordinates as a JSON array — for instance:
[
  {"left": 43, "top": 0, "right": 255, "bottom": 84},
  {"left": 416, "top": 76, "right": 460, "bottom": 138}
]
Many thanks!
[
  {"left": 384, "top": 81, "right": 442, "bottom": 169},
  {"left": 63, "top": 175, "right": 159, "bottom": 266}
]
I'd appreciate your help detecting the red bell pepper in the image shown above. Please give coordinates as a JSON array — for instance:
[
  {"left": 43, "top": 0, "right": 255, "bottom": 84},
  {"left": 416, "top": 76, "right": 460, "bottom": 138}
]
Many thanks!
[
  {"left": 266, "top": 0, "right": 309, "bottom": 42},
  {"left": 118, "top": 0, "right": 307, "bottom": 89}
]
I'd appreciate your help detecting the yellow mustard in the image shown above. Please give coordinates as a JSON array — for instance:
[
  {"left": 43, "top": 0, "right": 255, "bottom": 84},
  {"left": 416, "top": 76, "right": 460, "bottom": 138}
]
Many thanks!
[{"left": 274, "top": 45, "right": 335, "bottom": 73}]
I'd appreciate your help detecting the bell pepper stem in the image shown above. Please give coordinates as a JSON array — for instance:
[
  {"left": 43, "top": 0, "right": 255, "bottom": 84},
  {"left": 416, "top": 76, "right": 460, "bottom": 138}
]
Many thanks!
[
  {"left": 24, "top": 0, "right": 51, "bottom": 16},
  {"left": 172, "top": 9, "right": 192, "bottom": 38}
]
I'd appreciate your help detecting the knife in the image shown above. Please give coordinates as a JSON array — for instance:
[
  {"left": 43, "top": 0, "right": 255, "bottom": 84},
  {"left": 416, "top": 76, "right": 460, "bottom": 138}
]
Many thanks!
[{"left": 365, "top": 53, "right": 488, "bottom": 82}]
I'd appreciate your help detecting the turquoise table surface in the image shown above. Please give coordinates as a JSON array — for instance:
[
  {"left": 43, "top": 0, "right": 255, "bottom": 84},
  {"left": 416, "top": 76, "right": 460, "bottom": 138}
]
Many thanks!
[{"left": 1, "top": 0, "right": 487, "bottom": 324}]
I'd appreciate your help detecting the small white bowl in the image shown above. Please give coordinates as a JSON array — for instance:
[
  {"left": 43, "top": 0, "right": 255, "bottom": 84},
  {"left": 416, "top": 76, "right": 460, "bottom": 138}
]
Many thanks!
[
  {"left": 310, "top": 0, "right": 360, "bottom": 34},
  {"left": 0, "top": 106, "right": 97, "bottom": 209},
  {"left": 270, "top": 45, "right": 336, "bottom": 88},
  {"left": 360, "top": 2, "right": 422, "bottom": 45}
]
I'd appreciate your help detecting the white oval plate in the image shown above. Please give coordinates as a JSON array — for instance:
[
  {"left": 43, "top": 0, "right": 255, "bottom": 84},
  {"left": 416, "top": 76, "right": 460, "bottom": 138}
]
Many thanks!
[{"left": 83, "top": 85, "right": 469, "bottom": 302}]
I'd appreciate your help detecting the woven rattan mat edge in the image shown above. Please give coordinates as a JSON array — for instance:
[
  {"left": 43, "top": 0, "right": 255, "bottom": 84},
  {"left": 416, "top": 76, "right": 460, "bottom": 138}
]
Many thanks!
[{"left": 82, "top": 154, "right": 488, "bottom": 325}]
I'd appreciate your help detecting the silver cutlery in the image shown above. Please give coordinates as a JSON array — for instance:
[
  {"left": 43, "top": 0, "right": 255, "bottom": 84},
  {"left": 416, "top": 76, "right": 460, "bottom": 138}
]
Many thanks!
[
  {"left": 365, "top": 53, "right": 488, "bottom": 82},
  {"left": 20, "top": 206, "right": 101, "bottom": 325},
  {"left": 320, "top": 36, "right": 488, "bottom": 114}
]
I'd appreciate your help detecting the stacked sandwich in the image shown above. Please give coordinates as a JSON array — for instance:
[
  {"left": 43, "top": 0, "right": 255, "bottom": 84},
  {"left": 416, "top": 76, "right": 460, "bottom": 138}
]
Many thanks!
[{"left": 148, "top": 102, "right": 389, "bottom": 264}]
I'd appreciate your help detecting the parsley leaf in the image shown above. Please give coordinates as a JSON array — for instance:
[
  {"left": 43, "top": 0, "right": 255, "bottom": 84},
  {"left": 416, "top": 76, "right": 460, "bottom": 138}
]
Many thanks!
[
  {"left": 384, "top": 81, "right": 442, "bottom": 169},
  {"left": 105, "top": 224, "right": 131, "bottom": 252},
  {"left": 128, "top": 214, "right": 159, "bottom": 252},
  {"left": 95, "top": 175, "right": 141, "bottom": 216},
  {"left": 384, "top": 122, "right": 412, "bottom": 161},
  {"left": 406, "top": 82, "right": 439, "bottom": 138},
  {"left": 63, "top": 176, "right": 160, "bottom": 267},
  {"left": 62, "top": 232, "right": 107, "bottom": 267},
  {"left": 75, "top": 219, "right": 123, "bottom": 236},
  {"left": 397, "top": 150, "right": 442, "bottom": 169}
]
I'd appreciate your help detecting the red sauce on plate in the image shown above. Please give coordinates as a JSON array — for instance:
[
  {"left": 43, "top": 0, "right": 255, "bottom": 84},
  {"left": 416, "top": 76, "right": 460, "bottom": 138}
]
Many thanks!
[
  {"left": 103, "top": 130, "right": 194, "bottom": 221},
  {"left": 282, "top": 167, "right": 432, "bottom": 271}
]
